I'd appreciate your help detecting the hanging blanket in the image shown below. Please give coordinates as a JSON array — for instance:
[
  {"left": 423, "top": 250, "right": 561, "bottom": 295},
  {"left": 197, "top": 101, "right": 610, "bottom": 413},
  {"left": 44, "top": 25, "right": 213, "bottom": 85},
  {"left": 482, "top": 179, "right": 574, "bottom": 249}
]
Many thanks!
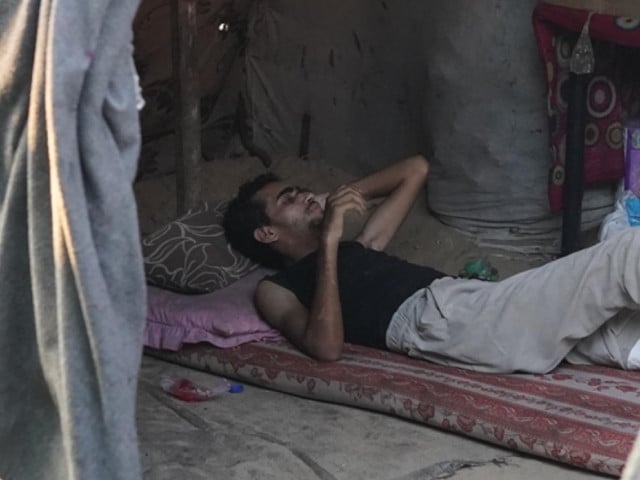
[{"left": 0, "top": 1, "right": 146, "bottom": 479}]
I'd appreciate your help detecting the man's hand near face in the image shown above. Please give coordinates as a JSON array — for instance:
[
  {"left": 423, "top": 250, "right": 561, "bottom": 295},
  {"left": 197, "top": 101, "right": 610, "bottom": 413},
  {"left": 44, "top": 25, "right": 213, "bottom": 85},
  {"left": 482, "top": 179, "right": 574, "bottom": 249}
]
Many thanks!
[{"left": 320, "top": 186, "right": 367, "bottom": 248}]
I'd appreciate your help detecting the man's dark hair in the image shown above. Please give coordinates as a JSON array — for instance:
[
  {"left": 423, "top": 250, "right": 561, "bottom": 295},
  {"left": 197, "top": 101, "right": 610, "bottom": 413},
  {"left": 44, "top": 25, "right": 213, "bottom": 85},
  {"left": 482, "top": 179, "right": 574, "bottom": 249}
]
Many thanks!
[{"left": 223, "top": 173, "right": 285, "bottom": 269}]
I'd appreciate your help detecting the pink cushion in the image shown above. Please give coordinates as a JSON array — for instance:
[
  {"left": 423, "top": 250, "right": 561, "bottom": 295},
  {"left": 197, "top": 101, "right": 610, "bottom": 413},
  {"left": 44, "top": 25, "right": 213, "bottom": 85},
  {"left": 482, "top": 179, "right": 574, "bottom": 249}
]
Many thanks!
[{"left": 144, "top": 268, "right": 283, "bottom": 350}]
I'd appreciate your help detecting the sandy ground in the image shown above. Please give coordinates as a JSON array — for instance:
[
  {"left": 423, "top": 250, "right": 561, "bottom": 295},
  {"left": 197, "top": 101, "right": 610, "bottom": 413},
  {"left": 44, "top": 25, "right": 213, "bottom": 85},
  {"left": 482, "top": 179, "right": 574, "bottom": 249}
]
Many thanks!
[{"left": 133, "top": 156, "right": 609, "bottom": 480}]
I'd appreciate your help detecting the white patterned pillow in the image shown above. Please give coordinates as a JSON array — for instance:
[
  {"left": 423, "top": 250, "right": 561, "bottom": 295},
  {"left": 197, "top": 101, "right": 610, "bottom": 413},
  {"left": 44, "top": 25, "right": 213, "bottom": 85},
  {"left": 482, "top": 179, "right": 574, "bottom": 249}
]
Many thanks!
[{"left": 142, "top": 201, "right": 258, "bottom": 293}]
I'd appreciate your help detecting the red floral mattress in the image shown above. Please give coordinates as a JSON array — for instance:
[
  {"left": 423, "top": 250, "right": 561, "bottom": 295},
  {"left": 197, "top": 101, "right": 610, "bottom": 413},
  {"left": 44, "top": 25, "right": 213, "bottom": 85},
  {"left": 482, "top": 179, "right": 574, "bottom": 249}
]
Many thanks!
[{"left": 145, "top": 340, "right": 640, "bottom": 476}]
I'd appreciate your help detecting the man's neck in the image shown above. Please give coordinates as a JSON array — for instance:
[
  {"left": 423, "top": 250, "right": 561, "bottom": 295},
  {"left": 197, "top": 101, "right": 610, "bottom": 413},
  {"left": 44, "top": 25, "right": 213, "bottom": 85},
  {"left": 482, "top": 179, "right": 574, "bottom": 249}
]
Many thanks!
[{"left": 278, "top": 232, "right": 322, "bottom": 264}]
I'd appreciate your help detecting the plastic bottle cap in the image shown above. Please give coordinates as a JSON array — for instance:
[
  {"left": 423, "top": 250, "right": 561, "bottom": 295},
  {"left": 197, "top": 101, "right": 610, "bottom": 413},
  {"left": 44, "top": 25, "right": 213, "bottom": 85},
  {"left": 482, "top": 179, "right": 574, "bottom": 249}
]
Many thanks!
[{"left": 228, "top": 384, "right": 244, "bottom": 393}]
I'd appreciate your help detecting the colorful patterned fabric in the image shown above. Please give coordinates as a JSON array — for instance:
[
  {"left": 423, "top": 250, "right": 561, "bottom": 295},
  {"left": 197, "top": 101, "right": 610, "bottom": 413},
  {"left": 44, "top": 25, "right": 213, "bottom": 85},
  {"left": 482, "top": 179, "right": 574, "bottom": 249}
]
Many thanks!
[
  {"left": 532, "top": 3, "right": 640, "bottom": 213},
  {"left": 146, "top": 340, "right": 640, "bottom": 476}
]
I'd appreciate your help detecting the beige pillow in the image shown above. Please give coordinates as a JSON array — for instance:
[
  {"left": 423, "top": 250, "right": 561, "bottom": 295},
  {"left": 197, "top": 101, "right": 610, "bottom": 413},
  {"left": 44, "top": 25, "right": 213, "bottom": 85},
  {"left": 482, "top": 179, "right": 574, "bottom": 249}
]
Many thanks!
[{"left": 142, "top": 201, "right": 258, "bottom": 293}]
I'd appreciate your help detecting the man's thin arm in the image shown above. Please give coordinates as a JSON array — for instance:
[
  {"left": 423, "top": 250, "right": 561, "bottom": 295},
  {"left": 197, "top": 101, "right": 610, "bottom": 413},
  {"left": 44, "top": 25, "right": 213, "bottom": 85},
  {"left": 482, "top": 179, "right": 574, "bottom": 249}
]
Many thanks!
[
  {"left": 351, "top": 155, "right": 429, "bottom": 251},
  {"left": 300, "top": 186, "right": 367, "bottom": 359},
  {"left": 255, "top": 249, "right": 344, "bottom": 361}
]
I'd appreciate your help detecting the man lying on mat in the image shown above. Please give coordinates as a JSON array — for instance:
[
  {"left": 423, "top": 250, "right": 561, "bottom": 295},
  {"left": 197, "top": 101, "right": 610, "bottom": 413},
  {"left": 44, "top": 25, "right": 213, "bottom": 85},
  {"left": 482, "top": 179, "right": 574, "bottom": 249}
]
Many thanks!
[{"left": 223, "top": 155, "right": 640, "bottom": 373}]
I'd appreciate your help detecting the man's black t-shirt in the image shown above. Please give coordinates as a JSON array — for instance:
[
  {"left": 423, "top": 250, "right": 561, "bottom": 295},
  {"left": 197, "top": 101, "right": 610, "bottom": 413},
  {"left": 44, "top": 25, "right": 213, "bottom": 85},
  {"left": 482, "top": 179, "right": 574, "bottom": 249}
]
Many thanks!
[{"left": 266, "top": 241, "right": 448, "bottom": 349}]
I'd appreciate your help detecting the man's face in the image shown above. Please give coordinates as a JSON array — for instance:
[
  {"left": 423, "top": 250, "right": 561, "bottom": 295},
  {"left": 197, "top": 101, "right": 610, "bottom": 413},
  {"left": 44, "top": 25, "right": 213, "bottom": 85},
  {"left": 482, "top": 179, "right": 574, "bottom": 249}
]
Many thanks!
[{"left": 254, "top": 181, "right": 325, "bottom": 232}]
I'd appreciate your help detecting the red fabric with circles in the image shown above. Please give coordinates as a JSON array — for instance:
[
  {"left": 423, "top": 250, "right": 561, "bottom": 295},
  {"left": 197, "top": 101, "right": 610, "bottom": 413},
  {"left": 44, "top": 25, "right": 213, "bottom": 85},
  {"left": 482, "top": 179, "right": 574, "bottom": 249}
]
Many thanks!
[{"left": 533, "top": 4, "right": 640, "bottom": 213}]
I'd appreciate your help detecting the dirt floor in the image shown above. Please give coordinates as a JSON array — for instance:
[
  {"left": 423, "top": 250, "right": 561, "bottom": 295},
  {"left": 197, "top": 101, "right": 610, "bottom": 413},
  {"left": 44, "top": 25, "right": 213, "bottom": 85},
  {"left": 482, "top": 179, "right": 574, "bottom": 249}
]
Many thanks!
[{"left": 133, "top": 156, "right": 609, "bottom": 480}]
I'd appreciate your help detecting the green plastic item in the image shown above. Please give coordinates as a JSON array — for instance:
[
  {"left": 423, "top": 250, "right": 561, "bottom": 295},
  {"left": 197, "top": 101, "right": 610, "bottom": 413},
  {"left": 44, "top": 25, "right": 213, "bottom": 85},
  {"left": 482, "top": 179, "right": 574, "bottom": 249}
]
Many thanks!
[{"left": 458, "top": 259, "right": 498, "bottom": 282}]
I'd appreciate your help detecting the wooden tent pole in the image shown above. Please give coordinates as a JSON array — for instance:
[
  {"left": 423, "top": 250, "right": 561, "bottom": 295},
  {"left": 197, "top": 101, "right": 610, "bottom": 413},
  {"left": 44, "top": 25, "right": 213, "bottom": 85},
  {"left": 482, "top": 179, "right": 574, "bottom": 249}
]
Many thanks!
[{"left": 171, "top": 0, "right": 201, "bottom": 215}]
